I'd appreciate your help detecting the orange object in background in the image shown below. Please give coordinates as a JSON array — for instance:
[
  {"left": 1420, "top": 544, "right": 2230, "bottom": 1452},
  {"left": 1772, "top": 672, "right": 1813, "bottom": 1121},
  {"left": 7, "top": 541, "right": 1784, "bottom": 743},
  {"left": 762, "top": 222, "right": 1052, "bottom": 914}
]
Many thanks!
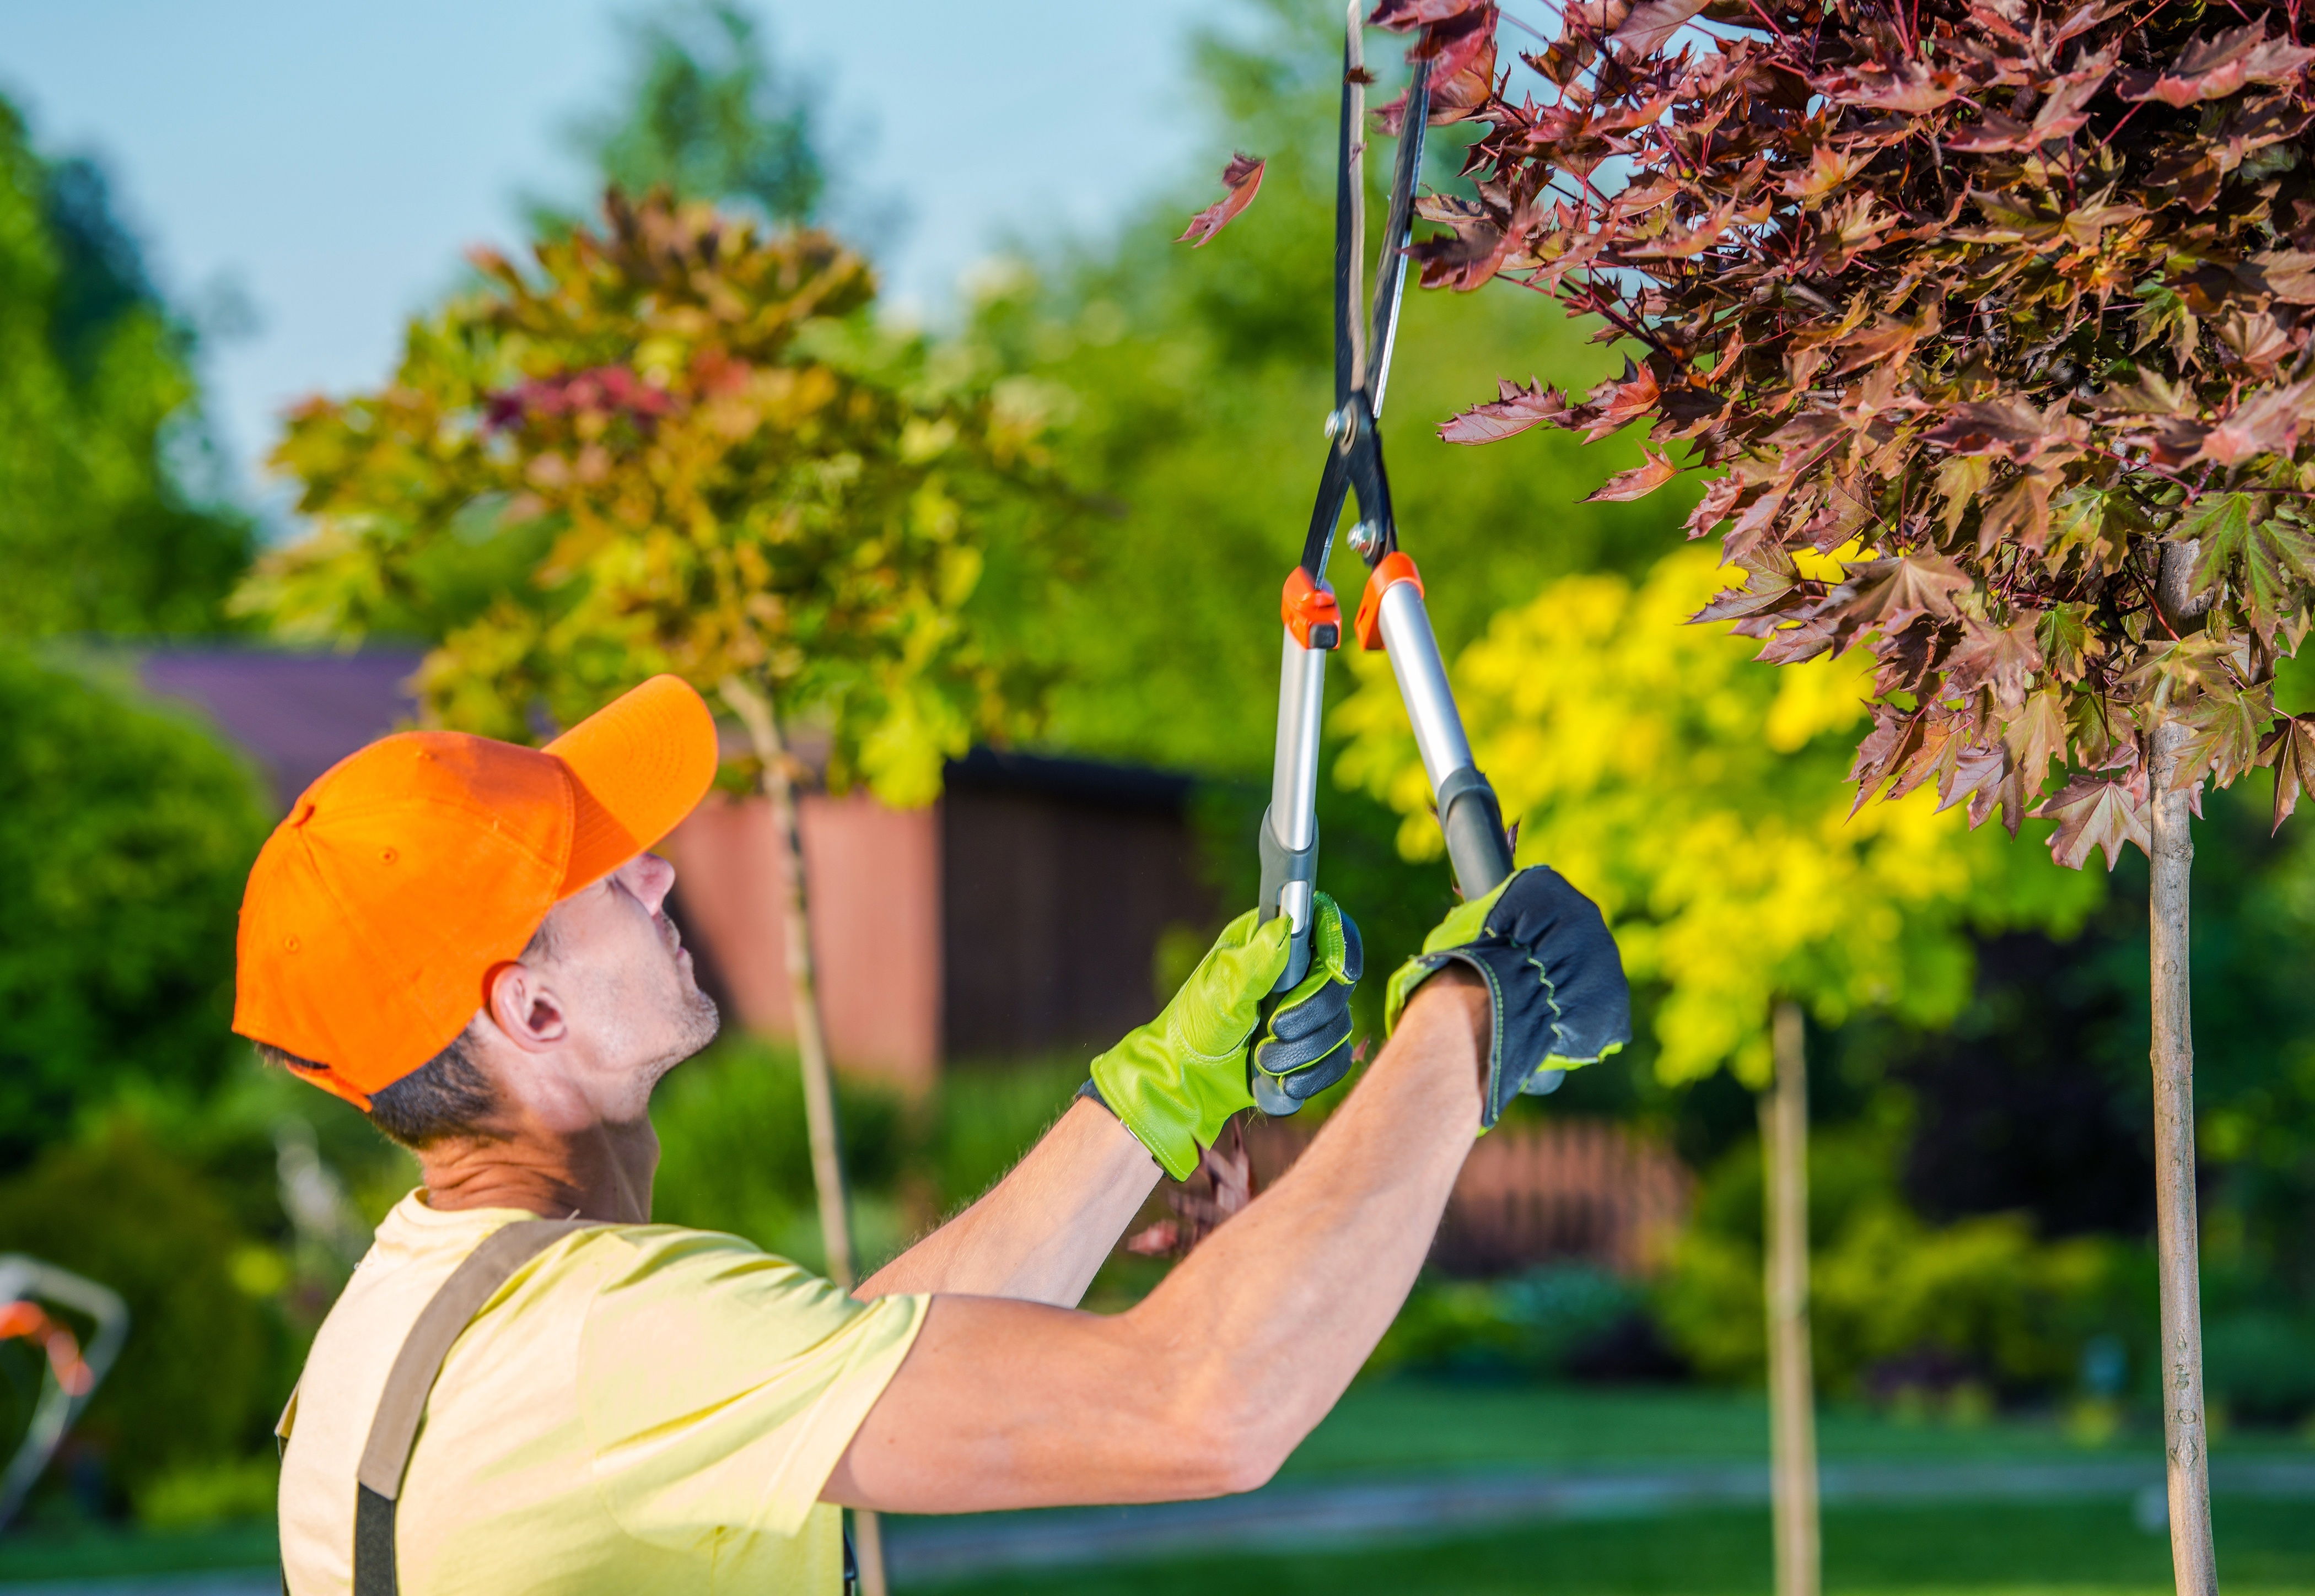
[{"left": 0, "top": 1301, "right": 92, "bottom": 1397}]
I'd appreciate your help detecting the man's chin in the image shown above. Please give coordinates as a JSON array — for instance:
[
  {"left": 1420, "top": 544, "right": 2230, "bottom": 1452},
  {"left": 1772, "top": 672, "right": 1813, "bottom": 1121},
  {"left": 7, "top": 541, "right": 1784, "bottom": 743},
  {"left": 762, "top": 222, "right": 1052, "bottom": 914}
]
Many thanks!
[
  {"left": 675, "top": 991, "right": 722, "bottom": 1061},
  {"left": 642, "top": 994, "right": 722, "bottom": 1091}
]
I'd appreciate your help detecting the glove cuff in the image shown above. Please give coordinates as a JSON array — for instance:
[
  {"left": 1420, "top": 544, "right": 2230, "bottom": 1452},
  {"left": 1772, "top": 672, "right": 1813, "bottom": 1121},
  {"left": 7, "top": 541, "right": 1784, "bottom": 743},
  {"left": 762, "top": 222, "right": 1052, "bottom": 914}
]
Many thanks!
[{"left": 1089, "top": 1043, "right": 1213, "bottom": 1182}]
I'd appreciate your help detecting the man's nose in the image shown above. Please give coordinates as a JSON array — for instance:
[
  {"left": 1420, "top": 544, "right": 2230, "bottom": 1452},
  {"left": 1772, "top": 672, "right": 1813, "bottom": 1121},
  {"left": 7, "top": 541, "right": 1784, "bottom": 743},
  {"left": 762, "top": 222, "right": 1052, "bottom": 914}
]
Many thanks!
[{"left": 623, "top": 851, "right": 677, "bottom": 914}]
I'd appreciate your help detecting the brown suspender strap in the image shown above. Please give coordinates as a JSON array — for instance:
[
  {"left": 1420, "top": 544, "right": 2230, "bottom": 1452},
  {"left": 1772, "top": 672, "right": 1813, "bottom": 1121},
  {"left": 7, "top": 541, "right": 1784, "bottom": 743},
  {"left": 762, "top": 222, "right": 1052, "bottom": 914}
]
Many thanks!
[{"left": 346, "top": 1218, "right": 596, "bottom": 1596}]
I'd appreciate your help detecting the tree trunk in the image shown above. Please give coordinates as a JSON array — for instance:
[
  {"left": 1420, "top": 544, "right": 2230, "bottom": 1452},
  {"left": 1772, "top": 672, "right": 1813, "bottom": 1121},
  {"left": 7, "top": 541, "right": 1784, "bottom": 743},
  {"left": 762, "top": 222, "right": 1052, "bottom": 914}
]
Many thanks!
[
  {"left": 717, "top": 676, "right": 886, "bottom": 1596},
  {"left": 1763, "top": 998, "right": 1819, "bottom": 1596},
  {"left": 2149, "top": 715, "right": 2217, "bottom": 1596}
]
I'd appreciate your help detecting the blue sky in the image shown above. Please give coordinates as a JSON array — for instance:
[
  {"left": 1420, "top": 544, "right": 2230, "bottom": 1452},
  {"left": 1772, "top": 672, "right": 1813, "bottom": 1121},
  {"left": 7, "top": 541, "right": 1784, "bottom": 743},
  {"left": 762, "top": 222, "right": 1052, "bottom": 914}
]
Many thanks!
[{"left": 0, "top": 0, "right": 1232, "bottom": 504}]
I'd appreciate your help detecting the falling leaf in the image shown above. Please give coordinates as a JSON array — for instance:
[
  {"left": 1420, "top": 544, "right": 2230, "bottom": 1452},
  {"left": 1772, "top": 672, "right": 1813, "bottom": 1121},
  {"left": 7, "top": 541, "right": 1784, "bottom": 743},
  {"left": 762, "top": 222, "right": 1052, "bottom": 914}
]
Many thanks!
[{"left": 1176, "top": 154, "right": 1266, "bottom": 247}]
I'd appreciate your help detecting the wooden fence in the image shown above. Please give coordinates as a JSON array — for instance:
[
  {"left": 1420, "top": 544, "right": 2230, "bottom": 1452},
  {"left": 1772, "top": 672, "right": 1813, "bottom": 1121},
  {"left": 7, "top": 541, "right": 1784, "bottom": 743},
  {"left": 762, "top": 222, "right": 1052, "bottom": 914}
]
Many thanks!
[{"left": 1240, "top": 1116, "right": 1693, "bottom": 1279}]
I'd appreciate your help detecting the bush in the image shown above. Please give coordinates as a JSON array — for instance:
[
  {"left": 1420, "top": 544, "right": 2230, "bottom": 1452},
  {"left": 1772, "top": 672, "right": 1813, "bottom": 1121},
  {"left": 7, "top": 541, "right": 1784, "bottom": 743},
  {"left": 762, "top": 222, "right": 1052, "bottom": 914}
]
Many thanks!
[
  {"left": 1364, "top": 1264, "right": 1664, "bottom": 1383},
  {"left": 2204, "top": 1311, "right": 2315, "bottom": 1425},
  {"left": 1657, "top": 1130, "right": 2125, "bottom": 1401},
  {"left": 647, "top": 1038, "right": 905, "bottom": 1260},
  {"left": 922, "top": 1059, "right": 1084, "bottom": 1215},
  {"left": 649, "top": 1038, "right": 1089, "bottom": 1274},
  {"left": 0, "top": 648, "right": 269, "bottom": 1170},
  {"left": 133, "top": 1455, "right": 278, "bottom": 1530},
  {"left": 0, "top": 1119, "right": 282, "bottom": 1509}
]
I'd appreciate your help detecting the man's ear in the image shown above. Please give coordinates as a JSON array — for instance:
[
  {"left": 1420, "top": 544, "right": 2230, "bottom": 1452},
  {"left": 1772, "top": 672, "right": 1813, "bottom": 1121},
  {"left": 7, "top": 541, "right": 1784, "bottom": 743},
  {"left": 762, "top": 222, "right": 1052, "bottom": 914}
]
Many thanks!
[{"left": 484, "top": 959, "right": 570, "bottom": 1053}]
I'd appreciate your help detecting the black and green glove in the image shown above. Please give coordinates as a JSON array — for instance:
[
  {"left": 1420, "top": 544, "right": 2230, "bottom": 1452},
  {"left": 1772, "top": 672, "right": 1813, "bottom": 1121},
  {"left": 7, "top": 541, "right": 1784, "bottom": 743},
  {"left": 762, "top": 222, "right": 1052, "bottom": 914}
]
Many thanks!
[
  {"left": 1089, "top": 894, "right": 1363, "bottom": 1179},
  {"left": 1251, "top": 905, "right": 1363, "bottom": 1113},
  {"left": 1384, "top": 866, "right": 1630, "bottom": 1129}
]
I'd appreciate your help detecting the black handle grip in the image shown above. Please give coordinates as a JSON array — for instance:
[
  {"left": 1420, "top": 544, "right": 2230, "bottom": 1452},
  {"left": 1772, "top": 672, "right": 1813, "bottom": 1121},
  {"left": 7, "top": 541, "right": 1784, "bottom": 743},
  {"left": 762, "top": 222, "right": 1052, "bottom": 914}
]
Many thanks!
[
  {"left": 1436, "top": 765, "right": 1513, "bottom": 901},
  {"left": 1255, "top": 805, "right": 1318, "bottom": 1115}
]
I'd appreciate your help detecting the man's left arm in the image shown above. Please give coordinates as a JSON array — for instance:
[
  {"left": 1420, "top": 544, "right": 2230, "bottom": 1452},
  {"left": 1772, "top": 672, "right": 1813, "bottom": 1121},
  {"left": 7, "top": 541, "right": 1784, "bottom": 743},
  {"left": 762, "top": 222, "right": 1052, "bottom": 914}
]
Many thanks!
[
  {"left": 855, "top": 1096, "right": 1157, "bottom": 1305},
  {"left": 855, "top": 898, "right": 1361, "bottom": 1307}
]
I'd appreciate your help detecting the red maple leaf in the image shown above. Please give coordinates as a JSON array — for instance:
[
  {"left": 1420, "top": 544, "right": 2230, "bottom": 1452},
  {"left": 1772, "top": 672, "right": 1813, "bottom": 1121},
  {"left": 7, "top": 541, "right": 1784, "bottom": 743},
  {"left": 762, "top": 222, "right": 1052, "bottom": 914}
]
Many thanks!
[
  {"left": 2261, "top": 715, "right": 2315, "bottom": 832},
  {"left": 2118, "top": 22, "right": 2315, "bottom": 109},
  {"left": 1585, "top": 446, "right": 1680, "bottom": 502},
  {"left": 1439, "top": 377, "right": 1575, "bottom": 443},
  {"left": 2035, "top": 770, "right": 2152, "bottom": 870}
]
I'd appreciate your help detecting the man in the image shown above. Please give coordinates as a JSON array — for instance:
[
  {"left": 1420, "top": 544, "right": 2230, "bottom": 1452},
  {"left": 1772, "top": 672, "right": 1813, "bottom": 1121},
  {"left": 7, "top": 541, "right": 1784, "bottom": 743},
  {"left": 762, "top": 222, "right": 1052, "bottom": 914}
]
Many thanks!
[{"left": 246, "top": 675, "right": 1627, "bottom": 1595}]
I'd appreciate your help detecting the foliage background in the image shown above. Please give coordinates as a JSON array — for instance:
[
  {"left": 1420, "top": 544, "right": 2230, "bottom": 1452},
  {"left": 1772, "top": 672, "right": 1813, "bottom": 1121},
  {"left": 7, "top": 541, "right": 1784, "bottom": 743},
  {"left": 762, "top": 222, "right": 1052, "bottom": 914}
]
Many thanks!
[{"left": 10, "top": 0, "right": 2315, "bottom": 1546}]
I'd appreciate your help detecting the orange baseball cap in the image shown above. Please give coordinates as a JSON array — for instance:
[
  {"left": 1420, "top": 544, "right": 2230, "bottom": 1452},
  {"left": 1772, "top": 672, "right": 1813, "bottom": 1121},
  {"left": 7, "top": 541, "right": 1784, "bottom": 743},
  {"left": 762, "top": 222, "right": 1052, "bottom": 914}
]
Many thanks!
[{"left": 233, "top": 675, "right": 720, "bottom": 1109}]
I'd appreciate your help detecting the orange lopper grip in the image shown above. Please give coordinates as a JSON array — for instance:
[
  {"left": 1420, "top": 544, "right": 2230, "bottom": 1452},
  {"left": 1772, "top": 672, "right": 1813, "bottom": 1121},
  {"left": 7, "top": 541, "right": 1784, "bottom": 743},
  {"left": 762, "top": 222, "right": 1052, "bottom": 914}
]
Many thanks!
[
  {"left": 1282, "top": 568, "right": 1343, "bottom": 650},
  {"left": 1354, "top": 552, "right": 1424, "bottom": 651}
]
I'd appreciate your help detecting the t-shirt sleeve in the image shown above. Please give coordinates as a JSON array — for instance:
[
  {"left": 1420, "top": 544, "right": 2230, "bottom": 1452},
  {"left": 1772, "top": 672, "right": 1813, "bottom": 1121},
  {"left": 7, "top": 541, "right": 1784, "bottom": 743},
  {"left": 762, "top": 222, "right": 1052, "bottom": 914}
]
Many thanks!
[{"left": 575, "top": 1227, "right": 927, "bottom": 1543}]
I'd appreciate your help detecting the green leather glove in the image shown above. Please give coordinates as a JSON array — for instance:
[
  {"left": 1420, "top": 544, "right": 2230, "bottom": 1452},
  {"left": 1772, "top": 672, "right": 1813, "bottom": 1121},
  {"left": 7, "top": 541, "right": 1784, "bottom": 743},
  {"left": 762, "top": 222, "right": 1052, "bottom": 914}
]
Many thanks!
[
  {"left": 1090, "top": 896, "right": 1359, "bottom": 1179},
  {"left": 1385, "top": 866, "right": 1631, "bottom": 1130}
]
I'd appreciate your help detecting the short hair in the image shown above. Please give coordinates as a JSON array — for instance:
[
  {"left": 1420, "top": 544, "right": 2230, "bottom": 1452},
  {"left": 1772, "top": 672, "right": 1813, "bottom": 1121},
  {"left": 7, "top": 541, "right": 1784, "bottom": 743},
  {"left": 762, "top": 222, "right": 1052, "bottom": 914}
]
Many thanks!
[
  {"left": 256, "top": 916, "right": 558, "bottom": 1150},
  {"left": 258, "top": 1027, "right": 499, "bottom": 1150}
]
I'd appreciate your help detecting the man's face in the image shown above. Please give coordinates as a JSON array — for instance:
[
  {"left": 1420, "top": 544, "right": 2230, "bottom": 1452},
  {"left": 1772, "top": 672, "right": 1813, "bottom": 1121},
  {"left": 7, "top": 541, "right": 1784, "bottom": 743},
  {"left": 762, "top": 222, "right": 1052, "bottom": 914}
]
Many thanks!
[{"left": 531, "top": 852, "right": 720, "bottom": 1104}]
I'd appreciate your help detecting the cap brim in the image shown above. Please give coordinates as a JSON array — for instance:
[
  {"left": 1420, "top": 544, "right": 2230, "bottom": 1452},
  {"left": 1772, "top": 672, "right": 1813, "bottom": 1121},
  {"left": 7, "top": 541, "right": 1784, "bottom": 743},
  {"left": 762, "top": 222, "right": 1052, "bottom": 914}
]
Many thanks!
[{"left": 545, "top": 675, "right": 721, "bottom": 896}]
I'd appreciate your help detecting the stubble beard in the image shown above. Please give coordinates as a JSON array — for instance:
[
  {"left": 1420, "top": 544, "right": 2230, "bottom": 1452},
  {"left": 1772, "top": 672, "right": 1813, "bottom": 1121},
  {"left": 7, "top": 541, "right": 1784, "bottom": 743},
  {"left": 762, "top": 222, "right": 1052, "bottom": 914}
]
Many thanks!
[{"left": 639, "top": 959, "right": 721, "bottom": 1090}]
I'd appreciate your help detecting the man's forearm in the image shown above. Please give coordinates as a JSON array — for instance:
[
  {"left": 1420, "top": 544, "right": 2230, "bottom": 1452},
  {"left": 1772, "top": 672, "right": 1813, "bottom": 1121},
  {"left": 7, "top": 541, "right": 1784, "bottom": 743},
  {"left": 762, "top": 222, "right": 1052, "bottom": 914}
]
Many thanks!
[
  {"left": 1127, "top": 973, "right": 1484, "bottom": 1474},
  {"left": 827, "top": 974, "right": 1486, "bottom": 1512},
  {"left": 856, "top": 1097, "right": 1161, "bottom": 1305}
]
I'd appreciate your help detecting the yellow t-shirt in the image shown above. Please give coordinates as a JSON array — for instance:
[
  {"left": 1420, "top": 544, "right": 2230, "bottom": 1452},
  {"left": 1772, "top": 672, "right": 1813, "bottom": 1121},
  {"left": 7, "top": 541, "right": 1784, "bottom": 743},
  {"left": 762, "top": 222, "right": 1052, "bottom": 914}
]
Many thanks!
[{"left": 278, "top": 1191, "right": 925, "bottom": 1595}]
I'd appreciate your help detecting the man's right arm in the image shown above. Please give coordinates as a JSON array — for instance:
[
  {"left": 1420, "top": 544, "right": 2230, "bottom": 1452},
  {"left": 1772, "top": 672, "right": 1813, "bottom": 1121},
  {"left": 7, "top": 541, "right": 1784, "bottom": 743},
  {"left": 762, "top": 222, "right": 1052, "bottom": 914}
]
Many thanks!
[{"left": 821, "top": 970, "right": 1488, "bottom": 1512}]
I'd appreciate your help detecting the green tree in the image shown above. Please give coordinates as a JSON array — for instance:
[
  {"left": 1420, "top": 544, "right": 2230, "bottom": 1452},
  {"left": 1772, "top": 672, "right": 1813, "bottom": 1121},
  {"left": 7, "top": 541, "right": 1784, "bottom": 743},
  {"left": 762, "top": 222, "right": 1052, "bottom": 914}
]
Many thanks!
[
  {"left": 1385, "top": 0, "right": 2315, "bottom": 1578},
  {"left": 0, "top": 648, "right": 270, "bottom": 1170},
  {"left": 564, "top": 1, "right": 824, "bottom": 226},
  {"left": 0, "top": 99, "right": 252, "bottom": 638},
  {"left": 1340, "top": 542, "right": 2099, "bottom": 1593}
]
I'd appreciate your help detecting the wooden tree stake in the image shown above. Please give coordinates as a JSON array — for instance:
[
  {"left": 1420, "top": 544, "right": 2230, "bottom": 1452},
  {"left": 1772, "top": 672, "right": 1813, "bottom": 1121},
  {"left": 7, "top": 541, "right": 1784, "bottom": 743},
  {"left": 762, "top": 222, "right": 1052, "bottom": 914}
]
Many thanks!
[
  {"left": 1763, "top": 998, "right": 1819, "bottom": 1596},
  {"left": 2149, "top": 716, "right": 2217, "bottom": 1596},
  {"left": 718, "top": 673, "right": 885, "bottom": 1596}
]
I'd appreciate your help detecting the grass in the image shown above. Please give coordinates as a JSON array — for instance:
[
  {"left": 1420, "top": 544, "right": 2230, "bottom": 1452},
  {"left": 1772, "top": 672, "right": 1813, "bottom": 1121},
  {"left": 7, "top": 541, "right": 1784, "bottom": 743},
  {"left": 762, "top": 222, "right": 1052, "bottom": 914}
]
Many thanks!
[
  {"left": 0, "top": 1517, "right": 275, "bottom": 1583},
  {"left": 1282, "top": 1378, "right": 2314, "bottom": 1479},
  {"left": 916, "top": 1498, "right": 2315, "bottom": 1595},
  {"left": 7, "top": 1383, "right": 2310, "bottom": 1588}
]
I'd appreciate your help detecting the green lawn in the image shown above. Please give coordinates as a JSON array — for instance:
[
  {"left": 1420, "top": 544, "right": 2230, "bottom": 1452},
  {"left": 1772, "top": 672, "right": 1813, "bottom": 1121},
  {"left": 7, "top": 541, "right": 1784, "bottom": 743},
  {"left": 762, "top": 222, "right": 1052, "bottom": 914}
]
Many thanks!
[
  {"left": 0, "top": 1518, "right": 276, "bottom": 1583},
  {"left": 6, "top": 1383, "right": 2310, "bottom": 1589},
  {"left": 920, "top": 1499, "right": 2315, "bottom": 1596},
  {"left": 1282, "top": 1379, "right": 2310, "bottom": 1478}
]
